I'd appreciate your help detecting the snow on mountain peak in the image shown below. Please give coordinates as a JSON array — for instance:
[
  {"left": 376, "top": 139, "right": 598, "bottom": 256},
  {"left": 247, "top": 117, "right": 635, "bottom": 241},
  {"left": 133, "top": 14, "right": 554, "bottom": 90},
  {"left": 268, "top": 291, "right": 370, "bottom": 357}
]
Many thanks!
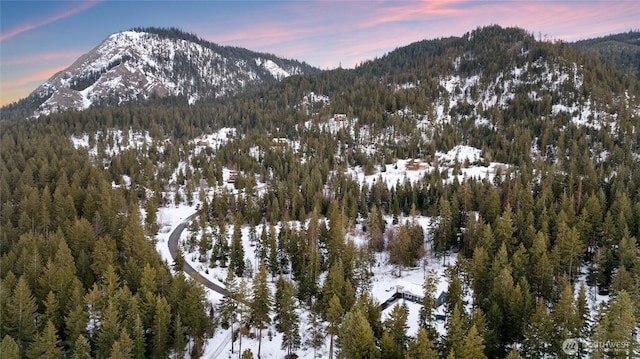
[{"left": 29, "top": 29, "right": 314, "bottom": 117}]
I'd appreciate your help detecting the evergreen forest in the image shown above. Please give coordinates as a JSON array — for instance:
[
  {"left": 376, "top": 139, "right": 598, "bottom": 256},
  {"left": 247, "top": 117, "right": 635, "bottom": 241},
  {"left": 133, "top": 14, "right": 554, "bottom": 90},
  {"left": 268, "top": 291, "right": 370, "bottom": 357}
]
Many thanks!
[{"left": 1, "top": 25, "right": 639, "bottom": 359}]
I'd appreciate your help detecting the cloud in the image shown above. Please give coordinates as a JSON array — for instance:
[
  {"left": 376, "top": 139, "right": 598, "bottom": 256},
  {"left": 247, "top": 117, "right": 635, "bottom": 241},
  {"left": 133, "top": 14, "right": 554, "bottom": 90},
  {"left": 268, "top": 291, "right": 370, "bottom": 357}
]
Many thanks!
[
  {"left": 212, "top": 23, "right": 313, "bottom": 49},
  {"left": 1, "top": 65, "right": 67, "bottom": 105},
  {"left": 1, "top": 0, "right": 102, "bottom": 42},
  {"left": 361, "top": 0, "right": 465, "bottom": 28},
  {"left": 2, "top": 66, "right": 66, "bottom": 88},
  {"left": 1, "top": 51, "right": 83, "bottom": 66}
]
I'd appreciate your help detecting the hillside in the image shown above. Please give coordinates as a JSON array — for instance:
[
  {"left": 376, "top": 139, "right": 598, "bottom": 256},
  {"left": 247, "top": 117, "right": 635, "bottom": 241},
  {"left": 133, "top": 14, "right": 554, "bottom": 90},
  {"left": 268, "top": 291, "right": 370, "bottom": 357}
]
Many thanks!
[
  {"left": 1, "top": 25, "right": 639, "bottom": 359},
  {"left": 572, "top": 30, "right": 640, "bottom": 77},
  {"left": 0, "top": 27, "right": 317, "bottom": 120}
]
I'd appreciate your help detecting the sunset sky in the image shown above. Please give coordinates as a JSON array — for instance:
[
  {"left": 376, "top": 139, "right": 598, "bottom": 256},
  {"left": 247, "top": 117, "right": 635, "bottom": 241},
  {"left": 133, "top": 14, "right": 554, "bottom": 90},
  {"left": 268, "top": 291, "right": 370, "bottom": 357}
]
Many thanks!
[{"left": 1, "top": 0, "right": 638, "bottom": 107}]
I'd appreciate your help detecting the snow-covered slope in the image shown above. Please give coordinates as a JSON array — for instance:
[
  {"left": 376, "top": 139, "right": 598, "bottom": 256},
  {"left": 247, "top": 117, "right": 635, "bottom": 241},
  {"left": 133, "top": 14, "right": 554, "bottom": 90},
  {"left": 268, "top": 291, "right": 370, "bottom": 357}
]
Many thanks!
[{"left": 29, "top": 29, "right": 315, "bottom": 117}]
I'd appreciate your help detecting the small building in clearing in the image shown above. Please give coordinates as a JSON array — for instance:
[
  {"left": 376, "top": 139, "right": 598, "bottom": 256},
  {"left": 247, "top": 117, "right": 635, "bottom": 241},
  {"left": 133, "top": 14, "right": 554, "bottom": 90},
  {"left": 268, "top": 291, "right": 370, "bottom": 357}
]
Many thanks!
[
  {"left": 406, "top": 159, "right": 430, "bottom": 171},
  {"left": 272, "top": 138, "right": 288, "bottom": 147},
  {"left": 333, "top": 113, "right": 347, "bottom": 121}
]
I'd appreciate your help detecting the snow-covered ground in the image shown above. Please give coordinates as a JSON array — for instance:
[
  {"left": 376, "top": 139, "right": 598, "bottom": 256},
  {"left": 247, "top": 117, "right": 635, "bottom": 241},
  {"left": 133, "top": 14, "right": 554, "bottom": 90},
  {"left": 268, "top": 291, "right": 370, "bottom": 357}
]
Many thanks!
[
  {"left": 145, "top": 137, "right": 513, "bottom": 358},
  {"left": 155, "top": 197, "right": 620, "bottom": 359},
  {"left": 71, "top": 129, "right": 159, "bottom": 160},
  {"left": 345, "top": 144, "right": 508, "bottom": 190},
  {"left": 153, "top": 189, "right": 459, "bottom": 359},
  {"left": 192, "top": 127, "right": 237, "bottom": 153}
]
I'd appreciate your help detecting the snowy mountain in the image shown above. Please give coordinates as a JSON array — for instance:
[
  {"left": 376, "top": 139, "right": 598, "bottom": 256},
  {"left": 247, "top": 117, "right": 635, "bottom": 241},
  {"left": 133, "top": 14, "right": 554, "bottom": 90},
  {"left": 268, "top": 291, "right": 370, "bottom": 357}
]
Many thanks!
[{"left": 23, "top": 28, "right": 317, "bottom": 117}]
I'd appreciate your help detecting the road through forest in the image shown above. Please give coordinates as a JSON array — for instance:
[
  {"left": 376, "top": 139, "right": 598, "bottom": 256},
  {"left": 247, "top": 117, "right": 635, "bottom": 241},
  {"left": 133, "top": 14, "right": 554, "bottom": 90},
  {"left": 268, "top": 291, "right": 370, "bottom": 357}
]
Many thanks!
[{"left": 167, "top": 212, "right": 228, "bottom": 296}]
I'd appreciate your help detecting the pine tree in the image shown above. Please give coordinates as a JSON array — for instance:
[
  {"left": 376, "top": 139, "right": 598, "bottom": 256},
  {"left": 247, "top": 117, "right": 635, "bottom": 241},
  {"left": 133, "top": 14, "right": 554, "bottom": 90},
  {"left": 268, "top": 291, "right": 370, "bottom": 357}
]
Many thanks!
[
  {"left": 276, "top": 277, "right": 301, "bottom": 357},
  {"left": 445, "top": 272, "right": 464, "bottom": 315},
  {"left": 96, "top": 301, "right": 120, "bottom": 358},
  {"left": 445, "top": 304, "right": 466, "bottom": 357},
  {"left": 70, "top": 335, "right": 92, "bottom": 359},
  {"left": 457, "top": 324, "right": 487, "bottom": 359},
  {"left": 214, "top": 225, "right": 230, "bottom": 267},
  {"left": 477, "top": 223, "right": 496, "bottom": 257},
  {"left": 505, "top": 347, "right": 523, "bottom": 359},
  {"left": 250, "top": 264, "right": 271, "bottom": 359},
  {"left": 617, "top": 235, "right": 639, "bottom": 270},
  {"left": 241, "top": 348, "right": 254, "bottom": 359},
  {"left": 139, "top": 263, "right": 157, "bottom": 320},
  {"left": 83, "top": 283, "right": 102, "bottom": 340},
  {"left": 257, "top": 225, "right": 268, "bottom": 262},
  {"left": 306, "top": 307, "right": 325, "bottom": 359},
  {"left": 469, "top": 308, "right": 492, "bottom": 358},
  {"left": 384, "top": 303, "right": 409, "bottom": 355},
  {"left": 276, "top": 223, "right": 290, "bottom": 274},
  {"left": 174, "top": 247, "right": 185, "bottom": 271},
  {"left": 353, "top": 291, "right": 383, "bottom": 341},
  {"left": 144, "top": 197, "right": 159, "bottom": 235},
  {"left": 575, "top": 283, "right": 590, "bottom": 357},
  {"left": 322, "top": 261, "right": 346, "bottom": 309},
  {"left": 433, "top": 198, "right": 453, "bottom": 256},
  {"left": 4, "top": 276, "right": 38, "bottom": 351},
  {"left": 354, "top": 246, "right": 373, "bottom": 295},
  {"left": 522, "top": 299, "right": 553, "bottom": 358},
  {"left": 337, "top": 307, "right": 379, "bottom": 359},
  {"left": 592, "top": 290, "right": 636, "bottom": 359},
  {"left": 406, "top": 327, "right": 437, "bottom": 359},
  {"left": 43, "top": 291, "right": 61, "bottom": 334},
  {"left": 151, "top": 296, "right": 171, "bottom": 358},
  {"left": 173, "top": 314, "right": 187, "bottom": 359},
  {"left": 369, "top": 204, "right": 385, "bottom": 253},
  {"left": 230, "top": 220, "right": 246, "bottom": 277},
  {"left": 0, "top": 335, "right": 21, "bottom": 359},
  {"left": 388, "top": 224, "right": 412, "bottom": 276},
  {"left": 219, "top": 269, "right": 239, "bottom": 353},
  {"left": 198, "top": 230, "right": 212, "bottom": 263},
  {"left": 419, "top": 269, "right": 439, "bottom": 329},
  {"left": 64, "top": 302, "right": 88, "bottom": 349},
  {"left": 108, "top": 329, "right": 133, "bottom": 359},
  {"left": 171, "top": 276, "right": 209, "bottom": 356},
  {"left": 326, "top": 201, "right": 346, "bottom": 268},
  {"left": 551, "top": 284, "right": 579, "bottom": 354},
  {"left": 122, "top": 202, "right": 146, "bottom": 262},
  {"left": 248, "top": 223, "right": 257, "bottom": 247},
  {"left": 91, "top": 236, "right": 117, "bottom": 279},
  {"left": 610, "top": 265, "right": 634, "bottom": 294},
  {"left": 380, "top": 331, "right": 402, "bottom": 359},
  {"left": 552, "top": 215, "right": 585, "bottom": 279},
  {"left": 490, "top": 265, "right": 526, "bottom": 344},
  {"left": 494, "top": 204, "right": 516, "bottom": 252},
  {"left": 300, "top": 209, "right": 321, "bottom": 302},
  {"left": 130, "top": 314, "right": 146, "bottom": 359},
  {"left": 267, "top": 225, "right": 278, "bottom": 278},
  {"left": 327, "top": 294, "right": 344, "bottom": 359},
  {"left": 511, "top": 243, "right": 529, "bottom": 283},
  {"left": 470, "top": 246, "right": 491, "bottom": 304},
  {"left": 529, "top": 231, "right": 553, "bottom": 299},
  {"left": 26, "top": 320, "right": 62, "bottom": 359},
  {"left": 237, "top": 278, "right": 250, "bottom": 357},
  {"left": 343, "top": 278, "right": 356, "bottom": 314}
]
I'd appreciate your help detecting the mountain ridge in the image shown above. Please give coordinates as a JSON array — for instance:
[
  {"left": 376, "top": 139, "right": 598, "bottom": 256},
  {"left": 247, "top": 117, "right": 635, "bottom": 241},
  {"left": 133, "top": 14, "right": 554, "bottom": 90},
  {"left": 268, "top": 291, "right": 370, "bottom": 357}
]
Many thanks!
[
  {"left": 1, "top": 27, "right": 318, "bottom": 120},
  {"left": 2, "top": 26, "right": 638, "bottom": 121}
]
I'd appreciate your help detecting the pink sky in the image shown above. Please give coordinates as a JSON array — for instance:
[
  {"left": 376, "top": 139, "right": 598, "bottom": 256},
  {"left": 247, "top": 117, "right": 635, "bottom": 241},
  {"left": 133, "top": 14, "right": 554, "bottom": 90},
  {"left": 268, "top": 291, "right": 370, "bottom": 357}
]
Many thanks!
[{"left": 1, "top": 0, "right": 638, "bottom": 106}]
